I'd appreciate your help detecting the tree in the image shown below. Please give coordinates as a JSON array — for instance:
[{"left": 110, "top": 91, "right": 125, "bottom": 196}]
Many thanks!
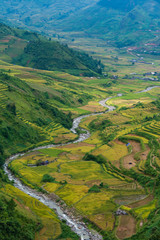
[{"left": 6, "top": 103, "right": 16, "bottom": 115}]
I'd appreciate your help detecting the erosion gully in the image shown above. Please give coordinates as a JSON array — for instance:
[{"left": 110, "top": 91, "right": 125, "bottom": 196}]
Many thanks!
[{"left": 3, "top": 86, "right": 159, "bottom": 240}]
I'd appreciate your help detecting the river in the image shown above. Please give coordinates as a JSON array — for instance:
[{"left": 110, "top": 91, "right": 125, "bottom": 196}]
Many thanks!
[{"left": 3, "top": 85, "right": 160, "bottom": 240}]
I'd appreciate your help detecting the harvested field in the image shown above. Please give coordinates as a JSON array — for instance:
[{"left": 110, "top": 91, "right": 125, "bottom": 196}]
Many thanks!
[
  {"left": 128, "top": 195, "right": 154, "bottom": 208},
  {"left": 116, "top": 215, "right": 136, "bottom": 240},
  {"left": 123, "top": 140, "right": 141, "bottom": 169},
  {"left": 123, "top": 154, "right": 136, "bottom": 169}
]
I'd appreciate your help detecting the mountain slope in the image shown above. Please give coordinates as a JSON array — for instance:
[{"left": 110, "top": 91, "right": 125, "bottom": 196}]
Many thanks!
[
  {"left": 0, "top": 0, "right": 98, "bottom": 30},
  {"left": 55, "top": 0, "right": 160, "bottom": 47},
  {"left": 1, "top": 0, "right": 160, "bottom": 47},
  {"left": 0, "top": 23, "right": 103, "bottom": 75}
]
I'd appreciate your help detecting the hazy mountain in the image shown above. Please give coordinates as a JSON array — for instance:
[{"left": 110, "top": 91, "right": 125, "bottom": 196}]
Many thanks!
[
  {"left": 1, "top": 0, "right": 160, "bottom": 47},
  {"left": 0, "top": 0, "right": 98, "bottom": 29},
  {"left": 56, "top": 0, "right": 160, "bottom": 47}
]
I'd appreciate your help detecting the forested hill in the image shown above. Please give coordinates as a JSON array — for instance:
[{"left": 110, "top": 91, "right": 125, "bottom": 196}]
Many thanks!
[
  {"left": 98, "top": 0, "right": 147, "bottom": 11},
  {"left": 0, "top": 0, "right": 98, "bottom": 31},
  {"left": 15, "top": 40, "right": 103, "bottom": 75},
  {"left": 2, "top": 0, "right": 160, "bottom": 47},
  {"left": 0, "top": 23, "right": 103, "bottom": 76}
]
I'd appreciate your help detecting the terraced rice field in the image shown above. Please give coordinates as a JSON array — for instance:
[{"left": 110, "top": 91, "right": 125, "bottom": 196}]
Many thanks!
[
  {"left": 7, "top": 70, "right": 160, "bottom": 239},
  {"left": 0, "top": 82, "right": 8, "bottom": 108}
]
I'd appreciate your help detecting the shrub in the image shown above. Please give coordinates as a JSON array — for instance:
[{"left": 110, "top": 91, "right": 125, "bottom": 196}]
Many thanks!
[
  {"left": 88, "top": 185, "right": 100, "bottom": 193},
  {"left": 42, "top": 174, "right": 55, "bottom": 183}
]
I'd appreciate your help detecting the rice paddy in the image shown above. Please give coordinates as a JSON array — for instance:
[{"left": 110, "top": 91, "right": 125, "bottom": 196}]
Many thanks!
[{"left": 1, "top": 41, "right": 160, "bottom": 239}]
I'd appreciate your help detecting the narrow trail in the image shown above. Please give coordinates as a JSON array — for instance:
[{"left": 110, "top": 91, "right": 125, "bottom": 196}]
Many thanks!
[{"left": 3, "top": 86, "right": 160, "bottom": 240}]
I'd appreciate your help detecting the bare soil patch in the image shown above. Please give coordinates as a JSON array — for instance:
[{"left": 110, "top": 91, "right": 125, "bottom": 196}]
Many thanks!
[
  {"left": 123, "top": 140, "right": 142, "bottom": 169},
  {"left": 123, "top": 154, "right": 136, "bottom": 169},
  {"left": 116, "top": 215, "right": 136, "bottom": 240},
  {"left": 115, "top": 139, "right": 125, "bottom": 145},
  {"left": 129, "top": 140, "right": 141, "bottom": 152},
  {"left": 127, "top": 195, "right": 154, "bottom": 209},
  {"left": 140, "top": 146, "right": 150, "bottom": 160}
]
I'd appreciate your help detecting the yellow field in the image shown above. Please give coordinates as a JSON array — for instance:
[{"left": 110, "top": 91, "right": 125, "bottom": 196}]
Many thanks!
[
  {"left": 93, "top": 142, "right": 128, "bottom": 162},
  {"left": 56, "top": 184, "right": 89, "bottom": 205}
]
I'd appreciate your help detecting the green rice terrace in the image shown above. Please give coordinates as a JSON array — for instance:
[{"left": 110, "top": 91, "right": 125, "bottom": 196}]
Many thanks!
[
  {"left": 1, "top": 24, "right": 160, "bottom": 240},
  {"left": 2, "top": 61, "right": 160, "bottom": 239}
]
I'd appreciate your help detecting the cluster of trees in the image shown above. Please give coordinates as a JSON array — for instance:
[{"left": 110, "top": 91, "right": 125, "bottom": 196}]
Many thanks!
[
  {"left": 42, "top": 174, "right": 56, "bottom": 183},
  {"left": 89, "top": 119, "right": 113, "bottom": 132},
  {"left": 15, "top": 40, "right": 103, "bottom": 75},
  {"left": 153, "top": 98, "right": 160, "bottom": 109},
  {"left": 0, "top": 198, "right": 42, "bottom": 240},
  {"left": 55, "top": 222, "right": 79, "bottom": 240},
  {"left": 0, "top": 23, "right": 15, "bottom": 38},
  {"left": 83, "top": 153, "right": 106, "bottom": 164}
]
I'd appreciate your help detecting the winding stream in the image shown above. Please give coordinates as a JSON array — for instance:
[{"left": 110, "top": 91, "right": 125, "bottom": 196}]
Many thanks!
[{"left": 3, "top": 85, "right": 160, "bottom": 240}]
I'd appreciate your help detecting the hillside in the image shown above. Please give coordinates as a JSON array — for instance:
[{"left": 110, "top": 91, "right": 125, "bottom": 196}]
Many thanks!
[
  {"left": 1, "top": 0, "right": 160, "bottom": 47},
  {"left": 0, "top": 0, "right": 98, "bottom": 31},
  {"left": 55, "top": 0, "right": 160, "bottom": 47},
  {"left": 0, "top": 23, "right": 103, "bottom": 76}
]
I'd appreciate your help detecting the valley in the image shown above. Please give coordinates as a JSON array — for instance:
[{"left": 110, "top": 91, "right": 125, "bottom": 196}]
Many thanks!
[
  {"left": 3, "top": 61, "right": 160, "bottom": 239},
  {"left": 0, "top": 4, "right": 160, "bottom": 239}
]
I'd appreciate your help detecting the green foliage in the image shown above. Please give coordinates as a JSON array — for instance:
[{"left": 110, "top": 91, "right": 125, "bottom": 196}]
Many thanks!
[
  {"left": 100, "top": 133, "right": 116, "bottom": 144},
  {"left": 0, "top": 23, "right": 15, "bottom": 38},
  {"left": 152, "top": 98, "right": 160, "bottom": 109},
  {"left": 56, "top": 222, "right": 79, "bottom": 240},
  {"left": 0, "top": 169, "right": 10, "bottom": 183},
  {"left": 42, "top": 174, "right": 55, "bottom": 183},
  {"left": 0, "top": 197, "right": 42, "bottom": 240},
  {"left": 6, "top": 102, "right": 16, "bottom": 115},
  {"left": 83, "top": 153, "right": 106, "bottom": 164},
  {"left": 88, "top": 185, "right": 100, "bottom": 193},
  {"left": 135, "top": 102, "right": 144, "bottom": 108},
  {"left": 39, "top": 101, "right": 72, "bottom": 129},
  {"left": 119, "top": 106, "right": 129, "bottom": 111},
  {"left": 15, "top": 39, "right": 103, "bottom": 75},
  {"left": 89, "top": 119, "right": 113, "bottom": 132},
  {"left": 100, "top": 182, "right": 109, "bottom": 189}
]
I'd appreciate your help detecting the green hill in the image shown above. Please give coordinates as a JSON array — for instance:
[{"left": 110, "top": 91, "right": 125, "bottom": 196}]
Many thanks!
[
  {"left": 0, "top": 23, "right": 103, "bottom": 76},
  {"left": 0, "top": 71, "right": 74, "bottom": 166},
  {"left": 14, "top": 39, "right": 103, "bottom": 75}
]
